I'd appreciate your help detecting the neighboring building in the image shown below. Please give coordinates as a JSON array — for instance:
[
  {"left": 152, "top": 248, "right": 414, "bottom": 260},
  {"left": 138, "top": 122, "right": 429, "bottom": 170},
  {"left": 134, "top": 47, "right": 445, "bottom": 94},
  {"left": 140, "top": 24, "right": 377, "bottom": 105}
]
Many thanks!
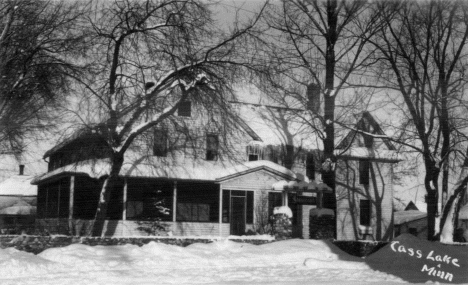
[
  {"left": 31, "top": 100, "right": 400, "bottom": 240},
  {"left": 334, "top": 112, "right": 400, "bottom": 240},
  {"left": 394, "top": 206, "right": 427, "bottom": 239},
  {"left": 0, "top": 166, "right": 37, "bottom": 234}
]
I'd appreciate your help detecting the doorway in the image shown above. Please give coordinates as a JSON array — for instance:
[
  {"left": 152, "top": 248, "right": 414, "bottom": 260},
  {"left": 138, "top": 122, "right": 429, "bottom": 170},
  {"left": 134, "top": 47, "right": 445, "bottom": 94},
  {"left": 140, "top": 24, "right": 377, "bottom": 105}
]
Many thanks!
[{"left": 230, "top": 196, "right": 246, "bottom": 235}]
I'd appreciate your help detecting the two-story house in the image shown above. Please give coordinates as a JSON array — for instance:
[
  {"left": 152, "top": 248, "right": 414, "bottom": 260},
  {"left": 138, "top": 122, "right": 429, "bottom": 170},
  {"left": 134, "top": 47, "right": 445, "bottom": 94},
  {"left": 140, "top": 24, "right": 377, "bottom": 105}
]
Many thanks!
[{"left": 31, "top": 98, "right": 400, "bottom": 240}]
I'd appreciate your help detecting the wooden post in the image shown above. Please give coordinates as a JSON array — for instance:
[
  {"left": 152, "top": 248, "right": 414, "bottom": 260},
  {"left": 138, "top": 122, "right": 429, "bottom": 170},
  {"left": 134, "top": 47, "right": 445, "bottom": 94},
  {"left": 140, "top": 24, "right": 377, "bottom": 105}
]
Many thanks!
[
  {"left": 219, "top": 186, "right": 223, "bottom": 237},
  {"left": 122, "top": 178, "right": 127, "bottom": 220},
  {"left": 173, "top": 181, "right": 177, "bottom": 222},
  {"left": 69, "top": 175, "right": 75, "bottom": 235}
]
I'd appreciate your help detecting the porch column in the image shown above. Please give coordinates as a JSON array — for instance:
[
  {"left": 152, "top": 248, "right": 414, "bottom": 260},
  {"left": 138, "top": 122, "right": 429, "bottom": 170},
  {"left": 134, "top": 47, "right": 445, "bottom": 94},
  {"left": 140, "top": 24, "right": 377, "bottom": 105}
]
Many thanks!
[
  {"left": 219, "top": 186, "right": 223, "bottom": 237},
  {"left": 282, "top": 191, "right": 289, "bottom": 206},
  {"left": 173, "top": 181, "right": 177, "bottom": 222},
  {"left": 69, "top": 175, "right": 75, "bottom": 235},
  {"left": 122, "top": 178, "right": 127, "bottom": 220}
]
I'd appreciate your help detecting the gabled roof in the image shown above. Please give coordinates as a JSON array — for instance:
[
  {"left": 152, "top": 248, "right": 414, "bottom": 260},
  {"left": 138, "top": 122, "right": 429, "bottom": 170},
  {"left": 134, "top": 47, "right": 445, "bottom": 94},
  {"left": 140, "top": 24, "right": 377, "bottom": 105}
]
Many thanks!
[
  {"left": 405, "top": 201, "right": 419, "bottom": 211},
  {"left": 336, "top": 111, "right": 396, "bottom": 151}
]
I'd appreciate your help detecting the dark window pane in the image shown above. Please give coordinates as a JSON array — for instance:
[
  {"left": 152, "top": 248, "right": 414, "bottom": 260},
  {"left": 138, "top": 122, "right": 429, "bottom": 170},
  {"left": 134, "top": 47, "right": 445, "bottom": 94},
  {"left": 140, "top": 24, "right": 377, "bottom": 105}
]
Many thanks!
[
  {"left": 74, "top": 176, "right": 101, "bottom": 219},
  {"left": 58, "top": 178, "right": 70, "bottom": 218},
  {"left": 268, "top": 192, "right": 282, "bottom": 217},
  {"left": 306, "top": 153, "right": 315, "bottom": 180},
  {"left": 178, "top": 100, "right": 191, "bottom": 117},
  {"left": 106, "top": 178, "right": 124, "bottom": 220},
  {"left": 248, "top": 154, "right": 258, "bottom": 161},
  {"left": 359, "top": 199, "right": 371, "bottom": 226},
  {"left": 222, "top": 190, "right": 230, "bottom": 223},
  {"left": 206, "top": 134, "right": 219, "bottom": 161},
  {"left": 176, "top": 183, "right": 219, "bottom": 222},
  {"left": 153, "top": 129, "right": 168, "bottom": 157},
  {"left": 246, "top": 191, "right": 254, "bottom": 224},
  {"left": 126, "top": 179, "right": 173, "bottom": 221},
  {"left": 359, "top": 160, "right": 370, "bottom": 185}
]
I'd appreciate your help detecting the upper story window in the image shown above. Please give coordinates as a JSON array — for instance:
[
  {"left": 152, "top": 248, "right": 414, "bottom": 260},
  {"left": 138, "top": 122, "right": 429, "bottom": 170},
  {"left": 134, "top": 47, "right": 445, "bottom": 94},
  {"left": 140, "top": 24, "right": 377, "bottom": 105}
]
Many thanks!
[
  {"left": 359, "top": 159, "right": 370, "bottom": 185},
  {"left": 206, "top": 133, "right": 219, "bottom": 161},
  {"left": 246, "top": 141, "right": 264, "bottom": 161},
  {"left": 153, "top": 129, "right": 168, "bottom": 157},
  {"left": 359, "top": 199, "right": 371, "bottom": 226},
  {"left": 178, "top": 100, "right": 191, "bottom": 117}
]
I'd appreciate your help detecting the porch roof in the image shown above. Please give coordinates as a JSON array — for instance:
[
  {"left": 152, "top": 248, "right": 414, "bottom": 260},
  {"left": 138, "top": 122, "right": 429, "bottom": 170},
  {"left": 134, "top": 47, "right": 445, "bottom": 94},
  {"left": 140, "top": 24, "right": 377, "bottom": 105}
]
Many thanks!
[{"left": 31, "top": 158, "right": 296, "bottom": 184}]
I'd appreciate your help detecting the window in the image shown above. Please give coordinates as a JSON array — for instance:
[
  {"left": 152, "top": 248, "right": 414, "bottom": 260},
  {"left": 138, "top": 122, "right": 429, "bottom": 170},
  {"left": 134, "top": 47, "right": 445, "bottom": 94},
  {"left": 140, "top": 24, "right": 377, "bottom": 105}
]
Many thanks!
[
  {"left": 222, "top": 190, "right": 254, "bottom": 224},
  {"left": 126, "top": 179, "right": 173, "bottom": 221},
  {"left": 206, "top": 134, "right": 219, "bottom": 161},
  {"left": 178, "top": 100, "right": 191, "bottom": 117},
  {"left": 268, "top": 192, "right": 283, "bottom": 217},
  {"left": 37, "top": 178, "right": 70, "bottom": 219},
  {"left": 153, "top": 129, "right": 168, "bottom": 157},
  {"left": 176, "top": 183, "right": 219, "bottom": 222},
  {"left": 359, "top": 199, "right": 371, "bottom": 226},
  {"left": 306, "top": 153, "right": 315, "bottom": 180},
  {"left": 248, "top": 154, "right": 258, "bottom": 161},
  {"left": 359, "top": 160, "right": 370, "bottom": 185}
]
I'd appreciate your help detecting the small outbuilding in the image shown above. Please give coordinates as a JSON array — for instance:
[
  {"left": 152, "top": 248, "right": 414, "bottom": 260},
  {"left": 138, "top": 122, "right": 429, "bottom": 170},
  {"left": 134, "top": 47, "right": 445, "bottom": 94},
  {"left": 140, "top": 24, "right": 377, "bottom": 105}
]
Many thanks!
[{"left": 0, "top": 167, "right": 37, "bottom": 234}]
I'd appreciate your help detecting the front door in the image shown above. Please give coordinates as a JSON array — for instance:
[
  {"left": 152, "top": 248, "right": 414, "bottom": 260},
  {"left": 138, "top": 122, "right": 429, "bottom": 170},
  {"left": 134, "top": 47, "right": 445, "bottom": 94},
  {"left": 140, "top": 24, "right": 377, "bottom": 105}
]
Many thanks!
[{"left": 230, "top": 196, "right": 246, "bottom": 235}]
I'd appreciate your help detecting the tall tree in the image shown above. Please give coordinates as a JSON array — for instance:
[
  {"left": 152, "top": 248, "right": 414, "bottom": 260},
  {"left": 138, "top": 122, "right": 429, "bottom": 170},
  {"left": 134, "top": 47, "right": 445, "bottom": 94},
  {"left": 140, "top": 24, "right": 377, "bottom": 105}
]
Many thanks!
[
  {"left": 67, "top": 0, "right": 264, "bottom": 236},
  {"left": 254, "top": 0, "right": 381, "bottom": 216},
  {"left": 0, "top": 0, "right": 86, "bottom": 154},
  {"left": 369, "top": 0, "right": 468, "bottom": 240}
]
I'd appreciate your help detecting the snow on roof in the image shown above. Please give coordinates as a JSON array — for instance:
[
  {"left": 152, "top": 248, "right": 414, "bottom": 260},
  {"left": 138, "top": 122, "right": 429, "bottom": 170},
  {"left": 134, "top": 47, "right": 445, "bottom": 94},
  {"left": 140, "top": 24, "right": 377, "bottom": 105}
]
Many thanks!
[
  {"left": 235, "top": 104, "right": 319, "bottom": 149},
  {"left": 32, "top": 158, "right": 296, "bottom": 184},
  {"left": 0, "top": 175, "right": 37, "bottom": 196},
  {"left": 394, "top": 210, "right": 427, "bottom": 225},
  {"left": 273, "top": 206, "right": 293, "bottom": 218}
]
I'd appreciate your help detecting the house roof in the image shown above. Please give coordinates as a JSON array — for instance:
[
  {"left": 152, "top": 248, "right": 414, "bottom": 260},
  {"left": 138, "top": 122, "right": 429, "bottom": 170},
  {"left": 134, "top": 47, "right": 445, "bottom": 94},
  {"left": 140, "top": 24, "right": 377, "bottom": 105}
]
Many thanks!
[
  {"left": 234, "top": 103, "right": 318, "bottom": 149},
  {"left": 0, "top": 175, "right": 37, "bottom": 196},
  {"left": 31, "top": 158, "right": 296, "bottom": 185},
  {"left": 394, "top": 210, "right": 427, "bottom": 225},
  {"left": 336, "top": 111, "right": 396, "bottom": 151}
]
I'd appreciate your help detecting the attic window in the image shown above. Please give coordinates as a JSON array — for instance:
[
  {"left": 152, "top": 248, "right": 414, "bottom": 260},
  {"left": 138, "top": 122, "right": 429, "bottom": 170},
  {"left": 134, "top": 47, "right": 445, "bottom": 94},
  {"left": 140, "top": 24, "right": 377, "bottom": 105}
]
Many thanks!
[
  {"left": 153, "top": 129, "right": 168, "bottom": 157},
  {"left": 206, "top": 134, "right": 219, "bottom": 161},
  {"left": 178, "top": 100, "right": 191, "bottom": 117}
]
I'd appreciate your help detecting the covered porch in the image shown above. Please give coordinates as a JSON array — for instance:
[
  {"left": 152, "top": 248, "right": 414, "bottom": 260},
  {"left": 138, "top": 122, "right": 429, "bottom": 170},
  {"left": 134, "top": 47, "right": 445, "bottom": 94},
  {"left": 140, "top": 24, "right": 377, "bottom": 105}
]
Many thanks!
[{"left": 33, "top": 159, "right": 298, "bottom": 237}]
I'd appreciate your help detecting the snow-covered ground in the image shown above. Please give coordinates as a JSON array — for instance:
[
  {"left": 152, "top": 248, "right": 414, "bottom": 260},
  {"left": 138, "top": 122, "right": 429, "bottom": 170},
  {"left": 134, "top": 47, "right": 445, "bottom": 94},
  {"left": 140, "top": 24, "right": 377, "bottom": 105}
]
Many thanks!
[{"left": 0, "top": 238, "right": 410, "bottom": 285}]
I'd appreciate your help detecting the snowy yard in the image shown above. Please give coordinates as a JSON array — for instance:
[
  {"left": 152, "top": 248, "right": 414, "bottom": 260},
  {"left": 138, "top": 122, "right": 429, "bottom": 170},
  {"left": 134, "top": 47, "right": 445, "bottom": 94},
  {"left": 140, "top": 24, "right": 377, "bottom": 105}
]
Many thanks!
[{"left": 0, "top": 237, "right": 410, "bottom": 285}]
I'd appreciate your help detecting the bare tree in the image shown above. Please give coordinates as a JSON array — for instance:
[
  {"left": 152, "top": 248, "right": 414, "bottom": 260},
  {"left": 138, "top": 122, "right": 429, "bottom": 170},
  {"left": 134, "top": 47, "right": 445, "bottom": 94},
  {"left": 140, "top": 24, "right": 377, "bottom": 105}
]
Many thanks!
[
  {"left": 0, "top": 0, "right": 87, "bottom": 154},
  {"left": 369, "top": 0, "right": 468, "bottom": 240},
  {"left": 250, "top": 1, "right": 383, "bottom": 222},
  {"left": 66, "top": 0, "right": 265, "bottom": 236}
]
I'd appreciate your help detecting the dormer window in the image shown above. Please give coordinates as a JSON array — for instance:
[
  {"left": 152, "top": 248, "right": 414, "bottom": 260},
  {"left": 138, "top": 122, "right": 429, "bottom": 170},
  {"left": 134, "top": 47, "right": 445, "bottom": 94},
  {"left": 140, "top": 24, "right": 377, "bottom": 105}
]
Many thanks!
[
  {"left": 246, "top": 141, "right": 264, "bottom": 161},
  {"left": 206, "top": 134, "right": 219, "bottom": 161},
  {"left": 178, "top": 100, "right": 191, "bottom": 117},
  {"left": 153, "top": 129, "right": 168, "bottom": 157}
]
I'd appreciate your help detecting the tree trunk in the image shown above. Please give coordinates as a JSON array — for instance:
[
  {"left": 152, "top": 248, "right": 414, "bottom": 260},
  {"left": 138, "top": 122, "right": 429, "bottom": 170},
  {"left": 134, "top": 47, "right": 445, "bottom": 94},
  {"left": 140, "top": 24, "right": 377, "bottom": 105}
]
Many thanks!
[
  {"left": 90, "top": 152, "right": 124, "bottom": 237},
  {"left": 424, "top": 158, "right": 440, "bottom": 240}
]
